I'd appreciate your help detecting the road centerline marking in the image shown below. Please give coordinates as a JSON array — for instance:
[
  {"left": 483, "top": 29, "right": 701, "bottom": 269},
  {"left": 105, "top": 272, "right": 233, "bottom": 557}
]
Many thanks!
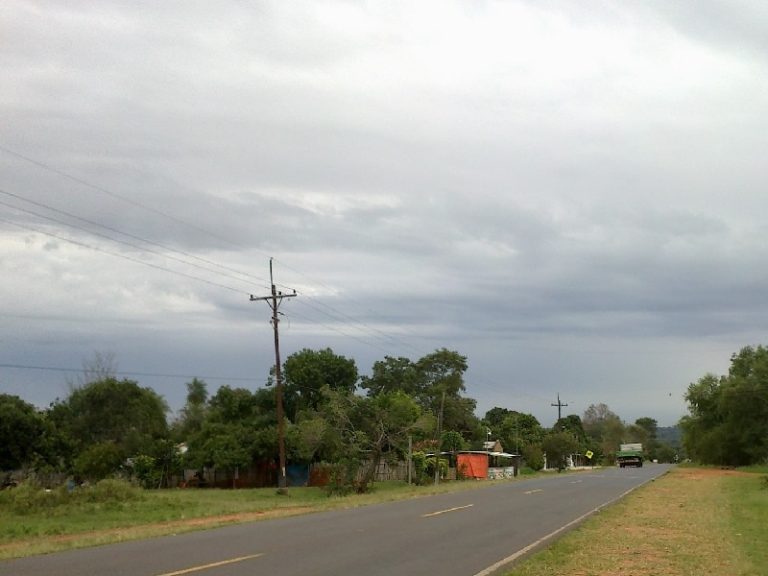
[
  {"left": 155, "top": 553, "right": 264, "bottom": 576},
  {"left": 524, "top": 489, "right": 543, "bottom": 495},
  {"left": 422, "top": 504, "right": 474, "bottom": 518}
]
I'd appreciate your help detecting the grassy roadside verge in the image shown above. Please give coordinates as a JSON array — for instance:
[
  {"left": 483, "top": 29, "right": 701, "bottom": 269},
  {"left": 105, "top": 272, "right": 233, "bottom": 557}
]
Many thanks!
[
  {"left": 0, "top": 475, "right": 523, "bottom": 560},
  {"left": 505, "top": 466, "right": 768, "bottom": 576}
]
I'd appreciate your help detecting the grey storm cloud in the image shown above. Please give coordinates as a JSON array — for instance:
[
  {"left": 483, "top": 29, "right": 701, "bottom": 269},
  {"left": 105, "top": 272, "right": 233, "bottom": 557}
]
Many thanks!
[{"left": 2, "top": 0, "right": 767, "bottom": 427}]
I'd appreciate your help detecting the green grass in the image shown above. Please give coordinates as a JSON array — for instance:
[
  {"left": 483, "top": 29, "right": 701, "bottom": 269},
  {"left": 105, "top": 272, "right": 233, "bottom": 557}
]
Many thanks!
[
  {"left": 0, "top": 477, "right": 518, "bottom": 559},
  {"left": 724, "top": 473, "right": 768, "bottom": 570},
  {"left": 505, "top": 467, "right": 768, "bottom": 576}
]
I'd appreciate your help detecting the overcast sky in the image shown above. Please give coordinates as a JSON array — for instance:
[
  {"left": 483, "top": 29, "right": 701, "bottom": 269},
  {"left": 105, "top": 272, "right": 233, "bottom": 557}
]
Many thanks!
[{"left": 2, "top": 1, "right": 767, "bottom": 428}]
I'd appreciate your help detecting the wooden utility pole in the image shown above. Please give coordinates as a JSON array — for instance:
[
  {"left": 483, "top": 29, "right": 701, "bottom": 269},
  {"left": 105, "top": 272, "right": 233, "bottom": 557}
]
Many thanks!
[
  {"left": 433, "top": 389, "right": 446, "bottom": 486},
  {"left": 551, "top": 393, "right": 568, "bottom": 422},
  {"left": 250, "top": 258, "right": 296, "bottom": 493}
]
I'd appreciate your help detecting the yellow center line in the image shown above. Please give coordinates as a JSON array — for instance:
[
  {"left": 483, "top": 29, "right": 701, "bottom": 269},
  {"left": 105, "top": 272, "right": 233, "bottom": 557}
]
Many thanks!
[
  {"left": 155, "top": 553, "right": 264, "bottom": 576},
  {"left": 524, "top": 489, "right": 543, "bottom": 495},
  {"left": 422, "top": 504, "right": 474, "bottom": 518}
]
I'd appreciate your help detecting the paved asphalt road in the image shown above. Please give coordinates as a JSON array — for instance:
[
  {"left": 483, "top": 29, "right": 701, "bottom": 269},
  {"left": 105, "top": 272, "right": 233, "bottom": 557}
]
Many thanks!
[{"left": 2, "top": 464, "right": 672, "bottom": 576}]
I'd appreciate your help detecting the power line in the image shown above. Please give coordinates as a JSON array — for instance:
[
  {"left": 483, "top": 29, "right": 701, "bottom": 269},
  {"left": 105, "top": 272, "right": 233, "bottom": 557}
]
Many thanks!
[
  {"left": 0, "top": 362, "right": 259, "bottom": 383},
  {"left": 0, "top": 191, "right": 269, "bottom": 292},
  {"left": 0, "top": 145, "right": 435, "bottom": 360},
  {"left": 274, "top": 257, "right": 431, "bottom": 356},
  {"left": 0, "top": 145, "right": 511, "bottom": 386},
  {"left": 0, "top": 187, "right": 271, "bottom": 290},
  {"left": 0, "top": 144, "right": 238, "bottom": 249},
  {"left": 0, "top": 215, "right": 246, "bottom": 294}
]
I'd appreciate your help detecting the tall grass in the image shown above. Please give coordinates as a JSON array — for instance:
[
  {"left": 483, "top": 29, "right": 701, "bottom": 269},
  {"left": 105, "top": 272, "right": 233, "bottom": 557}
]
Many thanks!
[{"left": 0, "top": 479, "right": 142, "bottom": 515}]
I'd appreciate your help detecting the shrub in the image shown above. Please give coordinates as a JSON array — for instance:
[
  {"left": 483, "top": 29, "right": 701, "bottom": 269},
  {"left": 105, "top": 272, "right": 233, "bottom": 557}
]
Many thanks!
[
  {"left": 324, "top": 459, "right": 358, "bottom": 496},
  {"left": 74, "top": 442, "right": 124, "bottom": 481},
  {"left": 0, "top": 478, "right": 141, "bottom": 514},
  {"left": 425, "top": 456, "right": 448, "bottom": 481},
  {"left": 74, "top": 479, "right": 141, "bottom": 503},
  {"left": 131, "top": 455, "right": 162, "bottom": 489},
  {"left": 410, "top": 451, "right": 428, "bottom": 485},
  {"left": 522, "top": 444, "right": 545, "bottom": 471},
  {"left": 0, "top": 482, "right": 67, "bottom": 514}
]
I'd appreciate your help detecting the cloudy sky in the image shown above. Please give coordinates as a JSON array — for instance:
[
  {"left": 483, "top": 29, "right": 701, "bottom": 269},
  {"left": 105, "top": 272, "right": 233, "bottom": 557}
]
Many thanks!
[{"left": 2, "top": 1, "right": 767, "bottom": 428}]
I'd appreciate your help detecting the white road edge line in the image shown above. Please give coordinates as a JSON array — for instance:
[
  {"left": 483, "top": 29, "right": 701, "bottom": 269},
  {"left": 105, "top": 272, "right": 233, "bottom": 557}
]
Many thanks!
[{"left": 472, "top": 472, "right": 667, "bottom": 576}]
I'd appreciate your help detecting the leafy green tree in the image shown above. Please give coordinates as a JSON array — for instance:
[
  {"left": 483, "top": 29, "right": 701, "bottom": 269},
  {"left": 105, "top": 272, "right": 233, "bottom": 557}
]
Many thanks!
[
  {"left": 283, "top": 348, "right": 358, "bottom": 419},
  {"left": 189, "top": 423, "right": 252, "bottom": 486},
  {"left": 624, "top": 423, "right": 650, "bottom": 449},
  {"left": 681, "top": 346, "right": 768, "bottom": 466},
  {"left": 414, "top": 349, "right": 479, "bottom": 438},
  {"left": 484, "top": 407, "right": 513, "bottom": 432},
  {"left": 521, "top": 443, "right": 545, "bottom": 471},
  {"left": 655, "top": 443, "right": 678, "bottom": 463},
  {"left": 0, "top": 394, "right": 47, "bottom": 471},
  {"left": 554, "top": 415, "right": 588, "bottom": 449},
  {"left": 490, "top": 411, "right": 544, "bottom": 454},
  {"left": 633, "top": 417, "right": 659, "bottom": 459},
  {"left": 173, "top": 378, "right": 209, "bottom": 441},
  {"left": 184, "top": 386, "right": 277, "bottom": 475},
  {"left": 322, "top": 388, "right": 428, "bottom": 493},
  {"left": 635, "top": 417, "right": 658, "bottom": 439},
  {"left": 583, "top": 403, "right": 625, "bottom": 462},
  {"left": 440, "top": 430, "right": 466, "bottom": 453},
  {"left": 415, "top": 348, "right": 467, "bottom": 408},
  {"left": 49, "top": 378, "right": 169, "bottom": 476},
  {"left": 288, "top": 413, "right": 329, "bottom": 463},
  {"left": 73, "top": 441, "right": 124, "bottom": 480},
  {"left": 542, "top": 431, "right": 579, "bottom": 471},
  {"left": 360, "top": 356, "right": 420, "bottom": 397},
  {"left": 208, "top": 385, "right": 260, "bottom": 422}
]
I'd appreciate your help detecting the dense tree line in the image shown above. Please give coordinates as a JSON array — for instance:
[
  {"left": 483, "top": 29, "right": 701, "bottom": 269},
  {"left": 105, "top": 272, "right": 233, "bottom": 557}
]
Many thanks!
[
  {"left": 681, "top": 345, "right": 768, "bottom": 466},
  {"left": 1, "top": 344, "right": 694, "bottom": 492}
]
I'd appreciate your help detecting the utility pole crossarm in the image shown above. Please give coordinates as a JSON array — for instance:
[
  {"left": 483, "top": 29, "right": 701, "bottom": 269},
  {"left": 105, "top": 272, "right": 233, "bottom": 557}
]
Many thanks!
[
  {"left": 551, "top": 393, "right": 569, "bottom": 422},
  {"left": 249, "top": 290, "right": 296, "bottom": 303}
]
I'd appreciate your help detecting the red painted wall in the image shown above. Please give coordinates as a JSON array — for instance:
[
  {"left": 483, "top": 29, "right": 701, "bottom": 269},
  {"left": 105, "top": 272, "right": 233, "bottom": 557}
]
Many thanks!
[{"left": 457, "top": 453, "right": 488, "bottom": 479}]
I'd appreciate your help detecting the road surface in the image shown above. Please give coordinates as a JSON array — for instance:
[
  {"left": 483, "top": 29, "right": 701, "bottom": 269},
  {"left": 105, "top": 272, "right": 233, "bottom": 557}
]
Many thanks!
[{"left": 1, "top": 464, "right": 672, "bottom": 576}]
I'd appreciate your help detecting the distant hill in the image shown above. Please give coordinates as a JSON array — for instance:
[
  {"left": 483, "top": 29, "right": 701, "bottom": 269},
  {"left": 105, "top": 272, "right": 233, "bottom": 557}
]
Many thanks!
[{"left": 657, "top": 425, "right": 682, "bottom": 447}]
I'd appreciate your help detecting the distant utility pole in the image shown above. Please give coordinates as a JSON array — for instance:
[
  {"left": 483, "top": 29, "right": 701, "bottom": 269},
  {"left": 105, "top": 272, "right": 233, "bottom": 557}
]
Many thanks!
[
  {"left": 250, "top": 258, "right": 296, "bottom": 493},
  {"left": 551, "top": 393, "right": 568, "bottom": 422}
]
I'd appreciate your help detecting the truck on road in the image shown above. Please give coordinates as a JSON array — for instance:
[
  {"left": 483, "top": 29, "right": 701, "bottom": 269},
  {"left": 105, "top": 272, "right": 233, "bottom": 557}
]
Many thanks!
[{"left": 616, "top": 443, "right": 643, "bottom": 468}]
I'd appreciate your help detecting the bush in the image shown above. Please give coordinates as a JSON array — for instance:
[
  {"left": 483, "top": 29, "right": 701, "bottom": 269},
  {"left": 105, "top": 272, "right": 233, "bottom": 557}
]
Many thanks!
[
  {"left": 0, "top": 478, "right": 141, "bottom": 514},
  {"left": 425, "top": 456, "right": 448, "bottom": 481},
  {"left": 410, "top": 452, "right": 428, "bottom": 485},
  {"left": 522, "top": 444, "right": 545, "bottom": 471},
  {"left": 324, "top": 459, "right": 358, "bottom": 496},
  {"left": 74, "top": 442, "right": 124, "bottom": 481},
  {"left": 130, "top": 455, "right": 162, "bottom": 489},
  {"left": 74, "top": 479, "right": 141, "bottom": 503},
  {"left": 0, "top": 482, "right": 67, "bottom": 514}
]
